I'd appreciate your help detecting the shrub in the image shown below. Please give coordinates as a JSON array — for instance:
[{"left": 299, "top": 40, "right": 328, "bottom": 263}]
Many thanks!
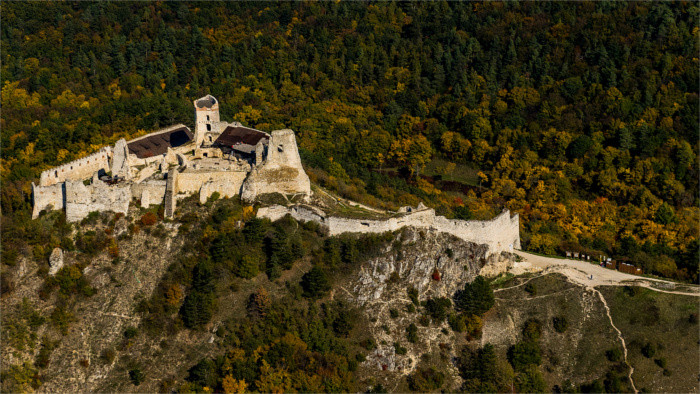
[
  {"left": 408, "top": 286, "right": 419, "bottom": 305},
  {"left": 605, "top": 348, "right": 622, "bottom": 362},
  {"left": 406, "top": 323, "right": 419, "bottom": 343},
  {"left": 524, "top": 282, "right": 537, "bottom": 295},
  {"left": 641, "top": 342, "right": 656, "bottom": 358},
  {"left": 123, "top": 326, "right": 138, "bottom": 339},
  {"left": 654, "top": 358, "right": 667, "bottom": 369},
  {"left": 394, "top": 342, "right": 407, "bottom": 355},
  {"left": 129, "top": 368, "right": 144, "bottom": 386},
  {"left": 389, "top": 309, "right": 399, "bottom": 319},
  {"left": 454, "top": 276, "right": 494, "bottom": 316},
  {"left": 449, "top": 313, "right": 467, "bottom": 333},
  {"left": 425, "top": 297, "right": 452, "bottom": 322},
  {"left": 407, "top": 367, "right": 445, "bottom": 392},
  {"left": 301, "top": 266, "right": 331, "bottom": 299},
  {"left": 515, "top": 365, "right": 547, "bottom": 393},
  {"left": 521, "top": 319, "right": 542, "bottom": 342},
  {"left": 237, "top": 254, "right": 260, "bottom": 279},
  {"left": 101, "top": 347, "right": 116, "bottom": 364},
  {"left": 180, "top": 290, "right": 216, "bottom": 329},
  {"left": 507, "top": 341, "right": 542, "bottom": 372},
  {"left": 552, "top": 316, "right": 568, "bottom": 333},
  {"left": 140, "top": 212, "right": 157, "bottom": 226}
]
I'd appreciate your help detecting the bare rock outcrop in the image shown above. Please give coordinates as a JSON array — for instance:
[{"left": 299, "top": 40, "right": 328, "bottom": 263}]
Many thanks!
[{"left": 48, "top": 247, "right": 64, "bottom": 276}]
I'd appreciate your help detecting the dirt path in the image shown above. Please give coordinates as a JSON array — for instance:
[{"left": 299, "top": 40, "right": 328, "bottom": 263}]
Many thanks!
[
  {"left": 590, "top": 287, "right": 638, "bottom": 393},
  {"left": 513, "top": 251, "right": 700, "bottom": 297}
]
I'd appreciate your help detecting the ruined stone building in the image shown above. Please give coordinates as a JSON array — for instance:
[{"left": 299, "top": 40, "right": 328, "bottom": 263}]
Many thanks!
[{"left": 32, "top": 95, "right": 311, "bottom": 222}]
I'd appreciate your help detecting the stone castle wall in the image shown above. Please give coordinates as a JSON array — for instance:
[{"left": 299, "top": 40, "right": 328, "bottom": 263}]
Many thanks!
[
  {"left": 131, "top": 179, "right": 167, "bottom": 208},
  {"left": 39, "top": 147, "right": 112, "bottom": 186},
  {"left": 64, "top": 180, "right": 131, "bottom": 222},
  {"left": 257, "top": 205, "right": 520, "bottom": 256},
  {"left": 32, "top": 183, "right": 65, "bottom": 219}
]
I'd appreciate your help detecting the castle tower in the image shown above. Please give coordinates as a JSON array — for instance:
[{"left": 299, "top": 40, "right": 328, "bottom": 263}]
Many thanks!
[{"left": 193, "top": 95, "right": 220, "bottom": 146}]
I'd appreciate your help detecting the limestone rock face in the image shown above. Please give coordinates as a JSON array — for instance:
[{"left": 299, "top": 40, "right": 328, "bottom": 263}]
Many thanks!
[
  {"left": 339, "top": 228, "right": 508, "bottom": 389},
  {"left": 49, "top": 247, "right": 64, "bottom": 276}
]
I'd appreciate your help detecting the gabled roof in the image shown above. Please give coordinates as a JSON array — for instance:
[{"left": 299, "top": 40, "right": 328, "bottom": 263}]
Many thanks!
[
  {"left": 127, "top": 125, "right": 193, "bottom": 158},
  {"left": 213, "top": 126, "right": 270, "bottom": 148}
]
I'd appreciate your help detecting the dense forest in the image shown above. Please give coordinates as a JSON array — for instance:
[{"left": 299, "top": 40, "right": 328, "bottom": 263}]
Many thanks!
[{"left": 2, "top": 2, "right": 698, "bottom": 280}]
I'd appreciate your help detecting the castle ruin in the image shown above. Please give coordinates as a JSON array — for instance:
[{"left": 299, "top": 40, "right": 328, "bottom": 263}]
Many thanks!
[
  {"left": 32, "top": 95, "right": 520, "bottom": 258},
  {"left": 32, "top": 95, "right": 311, "bottom": 222}
]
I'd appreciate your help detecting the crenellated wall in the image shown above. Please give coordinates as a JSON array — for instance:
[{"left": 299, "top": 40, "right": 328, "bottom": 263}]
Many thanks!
[
  {"left": 39, "top": 147, "right": 112, "bottom": 186},
  {"left": 257, "top": 205, "right": 520, "bottom": 256}
]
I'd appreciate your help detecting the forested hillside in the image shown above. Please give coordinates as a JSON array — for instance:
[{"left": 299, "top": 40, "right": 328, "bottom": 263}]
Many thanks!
[{"left": 2, "top": 2, "right": 698, "bottom": 280}]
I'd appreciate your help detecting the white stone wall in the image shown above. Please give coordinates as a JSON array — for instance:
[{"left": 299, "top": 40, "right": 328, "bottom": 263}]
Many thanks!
[
  {"left": 31, "top": 182, "right": 65, "bottom": 219},
  {"left": 131, "top": 180, "right": 167, "bottom": 208},
  {"left": 198, "top": 172, "right": 249, "bottom": 203},
  {"left": 64, "top": 180, "right": 131, "bottom": 222},
  {"left": 39, "top": 147, "right": 112, "bottom": 186},
  {"left": 257, "top": 205, "right": 520, "bottom": 257}
]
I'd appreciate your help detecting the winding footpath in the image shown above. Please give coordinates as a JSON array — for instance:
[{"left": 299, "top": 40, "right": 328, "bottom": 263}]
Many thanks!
[{"left": 509, "top": 250, "right": 700, "bottom": 393}]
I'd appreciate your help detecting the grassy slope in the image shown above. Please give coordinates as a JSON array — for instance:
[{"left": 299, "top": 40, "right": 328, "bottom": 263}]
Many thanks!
[{"left": 599, "top": 286, "right": 699, "bottom": 393}]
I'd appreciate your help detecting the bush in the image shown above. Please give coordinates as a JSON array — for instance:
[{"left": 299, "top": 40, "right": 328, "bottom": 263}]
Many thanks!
[
  {"left": 552, "top": 316, "right": 568, "bottom": 333},
  {"left": 394, "top": 342, "right": 407, "bottom": 355},
  {"left": 237, "top": 254, "right": 260, "bottom": 279},
  {"left": 389, "top": 309, "right": 399, "bottom": 319},
  {"left": 525, "top": 282, "right": 537, "bottom": 295},
  {"left": 140, "top": 212, "right": 158, "bottom": 226},
  {"left": 129, "top": 368, "right": 144, "bottom": 386},
  {"left": 180, "top": 290, "right": 216, "bottom": 329},
  {"left": 407, "top": 367, "right": 445, "bottom": 392},
  {"left": 123, "top": 326, "right": 138, "bottom": 339},
  {"left": 641, "top": 342, "right": 656, "bottom": 358},
  {"left": 605, "top": 348, "right": 622, "bottom": 362},
  {"left": 521, "top": 319, "right": 542, "bottom": 342},
  {"left": 508, "top": 341, "right": 542, "bottom": 372},
  {"left": 654, "top": 358, "right": 667, "bottom": 369},
  {"left": 406, "top": 323, "right": 419, "bottom": 343},
  {"left": 408, "top": 286, "right": 419, "bottom": 305},
  {"left": 425, "top": 297, "right": 452, "bottom": 322},
  {"left": 454, "top": 276, "right": 494, "bottom": 316},
  {"left": 515, "top": 365, "right": 547, "bottom": 393},
  {"left": 301, "top": 266, "right": 331, "bottom": 299}
]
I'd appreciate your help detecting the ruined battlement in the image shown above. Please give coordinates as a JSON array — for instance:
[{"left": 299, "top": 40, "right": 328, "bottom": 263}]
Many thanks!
[
  {"left": 257, "top": 204, "right": 520, "bottom": 257},
  {"left": 39, "top": 147, "right": 112, "bottom": 187}
]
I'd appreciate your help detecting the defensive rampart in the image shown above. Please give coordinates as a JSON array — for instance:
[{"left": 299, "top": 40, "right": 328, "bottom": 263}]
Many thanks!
[
  {"left": 39, "top": 147, "right": 112, "bottom": 186},
  {"left": 257, "top": 205, "right": 520, "bottom": 256}
]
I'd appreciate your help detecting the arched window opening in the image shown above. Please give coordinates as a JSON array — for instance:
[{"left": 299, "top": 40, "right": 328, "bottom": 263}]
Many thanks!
[
  {"left": 206, "top": 115, "right": 210, "bottom": 121},
  {"left": 206, "top": 124, "right": 211, "bottom": 131}
]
